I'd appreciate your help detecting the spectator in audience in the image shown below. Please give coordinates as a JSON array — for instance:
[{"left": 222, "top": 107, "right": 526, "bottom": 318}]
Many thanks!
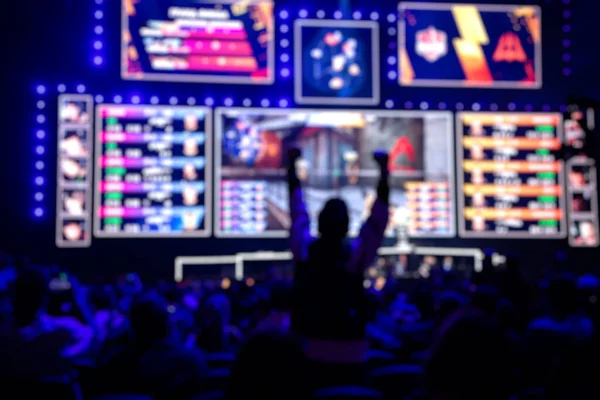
[
  {"left": 287, "top": 147, "right": 390, "bottom": 386},
  {"left": 197, "top": 291, "right": 242, "bottom": 352},
  {"left": 0, "top": 266, "right": 94, "bottom": 381},
  {"left": 225, "top": 330, "right": 309, "bottom": 400},
  {"left": 425, "top": 311, "right": 515, "bottom": 400},
  {"left": 529, "top": 273, "right": 594, "bottom": 339},
  {"left": 102, "top": 292, "right": 207, "bottom": 398},
  {"left": 256, "top": 282, "right": 293, "bottom": 332}
]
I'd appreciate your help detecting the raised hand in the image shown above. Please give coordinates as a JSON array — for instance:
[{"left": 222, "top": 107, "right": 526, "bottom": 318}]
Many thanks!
[{"left": 373, "top": 150, "right": 389, "bottom": 171}]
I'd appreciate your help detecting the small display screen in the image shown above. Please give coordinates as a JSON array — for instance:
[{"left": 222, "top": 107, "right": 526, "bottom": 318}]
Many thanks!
[
  {"left": 122, "top": 0, "right": 275, "bottom": 84},
  {"left": 94, "top": 105, "right": 212, "bottom": 237},
  {"left": 215, "top": 108, "right": 455, "bottom": 238},
  {"left": 295, "top": 19, "right": 379, "bottom": 105}
]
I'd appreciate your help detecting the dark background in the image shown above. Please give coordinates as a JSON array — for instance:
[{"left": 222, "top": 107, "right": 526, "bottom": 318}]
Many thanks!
[{"left": 1, "top": 0, "right": 599, "bottom": 282}]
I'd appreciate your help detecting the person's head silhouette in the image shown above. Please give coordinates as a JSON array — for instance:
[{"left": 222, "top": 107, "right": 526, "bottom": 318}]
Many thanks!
[{"left": 318, "top": 198, "right": 349, "bottom": 241}]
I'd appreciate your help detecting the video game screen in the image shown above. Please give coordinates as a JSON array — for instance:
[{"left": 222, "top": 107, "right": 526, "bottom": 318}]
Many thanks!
[
  {"left": 94, "top": 105, "right": 212, "bottom": 237},
  {"left": 122, "top": 0, "right": 274, "bottom": 84},
  {"left": 399, "top": 2, "right": 542, "bottom": 88},
  {"left": 215, "top": 108, "right": 455, "bottom": 238},
  {"left": 294, "top": 19, "right": 380, "bottom": 105},
  {"left": 457, "top": 112, "right": 566, "bottom": 238}
]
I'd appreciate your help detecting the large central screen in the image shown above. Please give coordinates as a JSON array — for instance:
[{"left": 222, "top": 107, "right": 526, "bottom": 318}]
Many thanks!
[
  {"left": 122, "top": 0, "right": 275, "bottom": 84},
  {"left": 215, "top": 108, "right": 455, "bottom": 238}
]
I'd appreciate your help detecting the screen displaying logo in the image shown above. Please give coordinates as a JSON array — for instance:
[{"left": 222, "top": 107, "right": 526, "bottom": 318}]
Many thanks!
[
  {"left": 415, "top": 26, "right": 448, "bottom": 63},
  {"left": 492, "top": 32, "right": 527, "bottom": 63}
]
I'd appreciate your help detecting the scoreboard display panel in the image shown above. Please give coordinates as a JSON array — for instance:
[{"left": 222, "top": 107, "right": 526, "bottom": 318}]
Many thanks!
[
  {"left": 457, "top": 112, "right": 566, "bottom": 238},
  {"left": 122, "top": 0, "right": 275, "bottom": 84},
  {"left": 94, "top": 104, "right": 212, "bottom": 237}
]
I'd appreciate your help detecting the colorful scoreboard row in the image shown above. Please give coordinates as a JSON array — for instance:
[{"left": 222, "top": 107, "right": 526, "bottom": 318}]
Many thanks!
[{"left": 121, "top": 0, "right": 542, "bottom": 106}]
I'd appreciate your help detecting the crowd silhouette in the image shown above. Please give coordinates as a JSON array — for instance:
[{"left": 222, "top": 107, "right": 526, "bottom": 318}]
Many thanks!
[{"left": 0, "top": 150, "right": 599, "bottom": 399}]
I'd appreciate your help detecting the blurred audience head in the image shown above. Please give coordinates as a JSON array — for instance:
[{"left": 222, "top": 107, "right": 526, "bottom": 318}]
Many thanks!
[
  {"left": 225, "top": 330, "right": 308, "bottom": 400},
  {"left": 548, "top": 273, "right": 578, "bottom": 319},
  {"left": 13, "top": 266, "right": 50, "bottom": 327},
  {"left": 130, "top": 293, "right": 172, "bottom": 346},
  {"left": 426, "top": 311, "right": 513, "bottom": 400}
]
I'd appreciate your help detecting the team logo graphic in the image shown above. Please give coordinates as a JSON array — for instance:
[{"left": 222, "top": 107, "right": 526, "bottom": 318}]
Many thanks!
[
  {"left": 492, "top": 32, "right": 527, "bottom": 63},
  {"left": 415, "top": 26, "right": 448, "bottom": 63}
]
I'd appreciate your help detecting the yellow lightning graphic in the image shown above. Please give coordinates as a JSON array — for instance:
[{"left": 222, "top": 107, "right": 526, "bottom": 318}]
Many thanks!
[{"left": 451, "top": 5, "right": 493, "bottom": 83}]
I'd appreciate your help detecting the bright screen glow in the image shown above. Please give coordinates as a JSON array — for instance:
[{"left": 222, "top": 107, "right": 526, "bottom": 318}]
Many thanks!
[
  {"left": 457, "top": 112, "right": 566, "bottom": 238},
  {"left": 122, "top": 0, "right": 275, "bottom": 84},
  {"left": 94, "top": 105, "right": 212, "bottom": 237},
  {"left": 215, "top": 108, "right": 455, "bottom": 238},
  {"left": 399, "top": 2, "right": 542, "bottom": 88}
]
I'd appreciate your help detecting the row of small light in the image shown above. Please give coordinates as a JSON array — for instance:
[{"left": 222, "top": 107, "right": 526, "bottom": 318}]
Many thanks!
[
  {"left": 562, "top": 0, "right": 572, "bottom": 77},
  {"left": 92, "top": 0, "right": 105, "bottom": 67},
  {"left": 277, "top": 10, "right": 292, "bottom": 79},
  {"left": 383, "top": 99, "right": 565, "bottom": 112},
  {"left": 34, "top": 84, "right": 49, "bottom": 218},
  {"left": 386, "top": 12, "right": 398, "bottom": 82},
  {"left": 289, "top": 8, "right": 393, "bottom": 22},
  {"left": 93, "top": 94, "right": 291, "bottom": 109}
]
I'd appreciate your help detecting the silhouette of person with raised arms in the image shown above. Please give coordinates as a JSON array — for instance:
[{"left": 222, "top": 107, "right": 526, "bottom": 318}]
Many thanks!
[{"left": 287, "top": 147, "right": 390, "bottom": 386}]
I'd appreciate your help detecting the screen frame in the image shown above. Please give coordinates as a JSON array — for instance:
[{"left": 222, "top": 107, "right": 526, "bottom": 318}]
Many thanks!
[
  {"left": 456, "top": 111, "right": 567, "bottom": 239},
  {"left": 56, "top": 94, "right": 94, "bottom": 248},
  {"left": 566, "top": 156, "right": 600, "bottom": 248},
  {"left": 294, "top": 18, "right": 381, "bottom": 105},
  {"left": 398, "top": 2, "right": 543, "bottom": 89},
  {"left": 120, "top": 0, "right": 276, "bottom": 85},
  {"left": 214, "top": 107, "right": 456, "bottom": 239},
  {"left": 93, "top": 104, "right": 213, "bottom": 238}
]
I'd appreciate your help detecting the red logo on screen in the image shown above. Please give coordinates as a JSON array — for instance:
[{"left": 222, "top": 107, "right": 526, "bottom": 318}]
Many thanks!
[
  {"left": 389, "top": 137, "right": 415, "bottom": 171},
  {"left": 415, "top": 26, "right": 448, "bottom": 63},
  {"left": 492, "top": 32, "right": 527, "bottom": 63}
]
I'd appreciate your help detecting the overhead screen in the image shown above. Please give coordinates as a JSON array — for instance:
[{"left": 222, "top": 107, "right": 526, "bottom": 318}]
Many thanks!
[
  {"left": 215, "top": 108, "right": 455, "bottom": 238},
  {"left": 457, "top": 112, "right": 566, "bottom": 238},
  {"left": 94, "top": 105, "right": 212, "bottom": 237},
  {"left": 122, "top": 0, "right": 275, "bottom": 84},
  {"left": 399, "top": 2, "right": 542, "bottom": 88}
]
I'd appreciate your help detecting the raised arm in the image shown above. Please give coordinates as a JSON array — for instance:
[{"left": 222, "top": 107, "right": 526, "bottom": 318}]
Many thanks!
[
  {"left": 348, "top": 151, "right": 390, "bottom": 274},
  {"left": 287, "top": 148, "right": 312, "bottom": 262}
]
